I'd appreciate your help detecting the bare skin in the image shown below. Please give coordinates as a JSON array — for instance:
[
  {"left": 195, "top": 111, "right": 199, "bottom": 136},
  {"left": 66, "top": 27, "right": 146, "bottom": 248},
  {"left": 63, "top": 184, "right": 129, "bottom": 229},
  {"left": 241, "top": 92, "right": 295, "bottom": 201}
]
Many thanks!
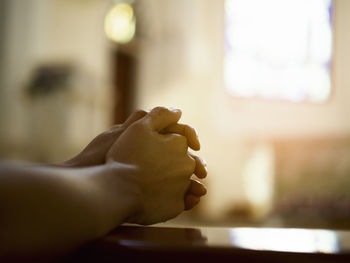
[
  {"left": 63, "top": 108, "right": 207, "bottom": 210},
  {"left": 0, "top": 107, "right": 207, "bottom": 261}
]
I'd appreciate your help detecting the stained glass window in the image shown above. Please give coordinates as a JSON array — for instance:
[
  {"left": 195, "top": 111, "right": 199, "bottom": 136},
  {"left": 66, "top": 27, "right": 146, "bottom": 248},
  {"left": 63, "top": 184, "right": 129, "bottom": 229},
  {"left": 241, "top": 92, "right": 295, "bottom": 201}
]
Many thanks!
[{"left": 224, "top": 0, "right": 333, "bottom": 102}]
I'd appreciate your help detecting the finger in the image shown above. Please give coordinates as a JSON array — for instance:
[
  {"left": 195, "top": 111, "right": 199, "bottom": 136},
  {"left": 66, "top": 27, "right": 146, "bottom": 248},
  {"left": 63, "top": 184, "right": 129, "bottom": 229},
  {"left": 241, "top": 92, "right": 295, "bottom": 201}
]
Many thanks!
[
  {"left": 144, "top": 107, "right": 182, "bottom": 131},
  {"left": 187, "top": 179, "right": 207, "bottom": 196},
  {"left": 188, "top": 152, "right": 207, "bottom": 179},
  {"left": 103, "top": 124, "right": 122, "bottom": 137},
  {"left": 184, "top": 194, "right": 200, "bottom": 210},
  {"left": 107, "top": 110, "right": 147, "bottom": 139},
  {"left": 162, "top": 123, "right": 200, "bottom": 151},
  {"left": 103, "top": 111, "right": 147, "bottom": 157},
  {"left": 121, "top": 109, "right": 148, "bottom": 129}
]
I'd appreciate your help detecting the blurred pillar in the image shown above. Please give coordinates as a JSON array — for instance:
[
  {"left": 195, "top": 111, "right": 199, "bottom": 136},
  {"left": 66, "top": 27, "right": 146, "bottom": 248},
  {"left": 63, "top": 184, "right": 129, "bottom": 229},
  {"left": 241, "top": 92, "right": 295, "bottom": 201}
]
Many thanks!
[{"left": 113, "top": 50, "right": 137, "bottom": 124}]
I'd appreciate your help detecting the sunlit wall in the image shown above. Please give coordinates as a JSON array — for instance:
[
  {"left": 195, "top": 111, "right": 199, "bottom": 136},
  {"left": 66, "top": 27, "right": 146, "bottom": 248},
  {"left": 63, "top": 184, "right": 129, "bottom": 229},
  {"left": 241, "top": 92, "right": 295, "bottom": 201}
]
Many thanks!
[{"left": 0, "top": 0, "right": 113, "bottom": 162}]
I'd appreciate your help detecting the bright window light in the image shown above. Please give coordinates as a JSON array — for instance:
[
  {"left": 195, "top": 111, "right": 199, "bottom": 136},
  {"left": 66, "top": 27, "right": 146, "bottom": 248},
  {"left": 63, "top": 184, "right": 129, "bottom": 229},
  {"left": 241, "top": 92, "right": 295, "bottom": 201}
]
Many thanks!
[
  {"left": 230, "top": 228, "right": 339, "bottom": 253},
  {"left": 224, "top": 0, "right": 333, "bottom": 102}
]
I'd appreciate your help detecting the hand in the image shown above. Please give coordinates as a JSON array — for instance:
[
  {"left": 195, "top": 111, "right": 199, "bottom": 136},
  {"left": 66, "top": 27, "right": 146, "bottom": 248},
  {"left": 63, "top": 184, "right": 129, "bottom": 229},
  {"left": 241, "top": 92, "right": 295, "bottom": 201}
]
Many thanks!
[
  {"left": 63, "top": 110, "right": 147, "bottom": 167},
  {"left": 106, "top": 107, "right": 197, "bottom": 224},
  {"left": 162, "top": 124, "right": 207, "bottom": 210}
]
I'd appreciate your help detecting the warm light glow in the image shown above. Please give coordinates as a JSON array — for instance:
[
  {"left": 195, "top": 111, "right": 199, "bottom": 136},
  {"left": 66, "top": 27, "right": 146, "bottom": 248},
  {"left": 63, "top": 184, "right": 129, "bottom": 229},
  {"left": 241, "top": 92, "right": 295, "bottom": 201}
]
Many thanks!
[
  {"left": 230, "top": 228, "right": 339, "bottom": 253},
  {"left": 104, "top": 3, "right": 136, "bottom": 44},
  {"left": 224, "top": 0, "right": 333, "bottom": 102},
  {"left": 242, "top": 143, "right": 274, "bottom": 218}
]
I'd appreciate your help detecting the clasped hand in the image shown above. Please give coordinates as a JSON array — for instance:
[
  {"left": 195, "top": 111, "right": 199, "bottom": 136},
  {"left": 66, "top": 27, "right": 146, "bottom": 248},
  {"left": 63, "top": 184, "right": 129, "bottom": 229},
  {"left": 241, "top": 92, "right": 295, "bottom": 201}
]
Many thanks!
[{"left": 65, "top": 106, "right": 207, "bottom": 226}]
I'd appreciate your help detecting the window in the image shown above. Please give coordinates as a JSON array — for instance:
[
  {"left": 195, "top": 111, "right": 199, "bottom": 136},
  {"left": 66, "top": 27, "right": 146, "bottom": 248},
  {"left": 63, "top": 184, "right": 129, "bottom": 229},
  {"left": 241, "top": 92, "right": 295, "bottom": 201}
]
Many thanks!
[{"left": 224, "top": 0, "right": 333, "bottom": 102}]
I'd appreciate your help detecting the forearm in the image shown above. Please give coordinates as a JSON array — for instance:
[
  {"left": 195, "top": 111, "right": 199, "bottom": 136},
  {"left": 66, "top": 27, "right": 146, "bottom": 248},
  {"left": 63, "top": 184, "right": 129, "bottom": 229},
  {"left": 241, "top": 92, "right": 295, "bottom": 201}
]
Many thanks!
[{"left": 0, "top": 162, "right": 137, "bottom": 259}]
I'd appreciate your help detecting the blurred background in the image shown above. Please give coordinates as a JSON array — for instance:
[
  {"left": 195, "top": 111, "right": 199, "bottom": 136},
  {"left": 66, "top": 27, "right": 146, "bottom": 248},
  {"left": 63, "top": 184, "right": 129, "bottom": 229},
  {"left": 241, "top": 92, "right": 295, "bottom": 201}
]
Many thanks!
[{"left": 1, "top": 0, "right": 350, "bottom": 229}]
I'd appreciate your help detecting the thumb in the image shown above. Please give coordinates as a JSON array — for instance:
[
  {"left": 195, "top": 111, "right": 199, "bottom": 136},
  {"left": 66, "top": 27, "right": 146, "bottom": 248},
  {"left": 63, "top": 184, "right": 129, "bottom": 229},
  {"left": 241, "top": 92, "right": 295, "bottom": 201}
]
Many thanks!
[
  {"left": 144, "top": 107, "right": 182, "bottom": 131},
  {"left": 121, "top": 109, "right": 148, "bottom": 129}
]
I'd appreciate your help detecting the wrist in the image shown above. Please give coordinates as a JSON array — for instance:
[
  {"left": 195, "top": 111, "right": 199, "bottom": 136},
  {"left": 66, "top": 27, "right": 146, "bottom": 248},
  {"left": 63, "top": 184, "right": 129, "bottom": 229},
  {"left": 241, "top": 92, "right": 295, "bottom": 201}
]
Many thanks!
[{"left": 89, "top": 162, "right": 141, "bottom": 234}]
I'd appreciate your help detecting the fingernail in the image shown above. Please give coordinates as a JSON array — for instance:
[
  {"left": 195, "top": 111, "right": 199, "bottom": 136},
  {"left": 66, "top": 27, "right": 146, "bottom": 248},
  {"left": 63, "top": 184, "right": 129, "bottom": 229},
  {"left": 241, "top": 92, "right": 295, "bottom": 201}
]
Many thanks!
[
  {"left": 169, "top": 107, "right": 181, "bottom": 113},
  {"left": 199, "top": 156, "right": 207, "bottom": 167},
  {"left": 203, "top": 159, "right": 207, "bottom": 167}
]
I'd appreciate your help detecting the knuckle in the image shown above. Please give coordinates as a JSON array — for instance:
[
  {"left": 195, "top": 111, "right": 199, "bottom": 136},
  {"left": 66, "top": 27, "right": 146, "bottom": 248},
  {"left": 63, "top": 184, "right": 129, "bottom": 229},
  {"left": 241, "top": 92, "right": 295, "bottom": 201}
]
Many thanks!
[
  {"left": 184, "top": 124, "right": 194, "bottom": 133},
  {"left": 152, "top": 106, "right": 168, "bottom": 114}
]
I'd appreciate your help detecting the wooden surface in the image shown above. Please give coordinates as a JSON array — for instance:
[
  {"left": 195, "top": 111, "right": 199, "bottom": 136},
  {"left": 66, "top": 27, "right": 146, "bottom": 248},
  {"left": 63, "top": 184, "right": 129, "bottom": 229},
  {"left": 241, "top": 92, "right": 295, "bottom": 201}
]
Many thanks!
[{"left": 67, "top": 225, "right": 350, "bottom": 263}]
